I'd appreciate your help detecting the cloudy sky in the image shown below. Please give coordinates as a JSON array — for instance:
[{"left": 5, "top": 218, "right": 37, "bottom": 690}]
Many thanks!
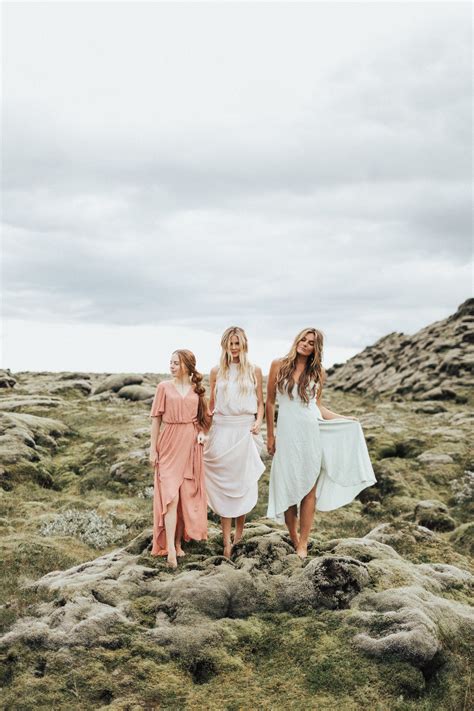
[{"left": 2, "top": 1, "right": 472, "bottom": 374}]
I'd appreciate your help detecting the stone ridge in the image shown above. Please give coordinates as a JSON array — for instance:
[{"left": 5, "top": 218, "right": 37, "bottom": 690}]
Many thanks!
[
  {"left": 1, "top": 524, "right": 472, "bottom": 677},
  {"left": 326, "top": 299, "right": 474, "bottom": 400}
]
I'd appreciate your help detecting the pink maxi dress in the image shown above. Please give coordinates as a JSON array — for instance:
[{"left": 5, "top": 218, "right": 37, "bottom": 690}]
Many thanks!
[{"left": 150, "top": 380, "right": 208, "bottom": 556}]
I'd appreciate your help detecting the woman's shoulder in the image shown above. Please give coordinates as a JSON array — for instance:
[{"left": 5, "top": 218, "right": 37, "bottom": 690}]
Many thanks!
[
  {"left": 270, "top": 358, "right": 283, "bottom": 371},
  {"left": 157, "top": 379, "right": 171, "bottom": 389},
  {"left": 210, "top": 365, "right": 219, "bottom": 376}
]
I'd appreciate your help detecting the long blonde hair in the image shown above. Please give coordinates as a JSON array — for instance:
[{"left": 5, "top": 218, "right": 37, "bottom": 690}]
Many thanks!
[
  {"left": 173, "top": 349, "right": 211, "bottom": 430},
  {"left": 276, "top": 328, "right": 324, "bottom": 404},
  {"left": 218, "top": 326, "right": 256, "bottom": 397}
]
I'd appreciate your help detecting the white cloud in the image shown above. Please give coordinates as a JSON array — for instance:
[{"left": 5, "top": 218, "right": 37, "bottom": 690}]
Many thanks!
[{"left": 2, "top": 1, "right": 471, "bottom": 372}]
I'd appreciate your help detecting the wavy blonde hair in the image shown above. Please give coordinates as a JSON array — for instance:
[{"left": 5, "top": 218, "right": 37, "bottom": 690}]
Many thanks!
[
  {"left": 218, "top": 326, "right": 256, "bottom": 397},
  {"left": 173, "top": 349, "right": 210, "bottom": 430},
  {"left": 276, "top": 328, "right": 324, "bottom": 404}
]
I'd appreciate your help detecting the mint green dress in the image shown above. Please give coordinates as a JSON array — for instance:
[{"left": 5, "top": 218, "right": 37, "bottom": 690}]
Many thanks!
[{"left": 267, "top": 384, "right": 376, "bottom": 523}]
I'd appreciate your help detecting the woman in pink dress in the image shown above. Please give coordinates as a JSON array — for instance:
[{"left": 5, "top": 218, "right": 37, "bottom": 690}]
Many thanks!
[{"left": 149, "top": 349, "right": 210, "bottom": 568}]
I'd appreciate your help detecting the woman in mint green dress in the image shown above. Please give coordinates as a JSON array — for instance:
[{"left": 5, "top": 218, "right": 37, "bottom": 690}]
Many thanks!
[{"left": 266, "top": 328, "right": 376, "bottom": 559}]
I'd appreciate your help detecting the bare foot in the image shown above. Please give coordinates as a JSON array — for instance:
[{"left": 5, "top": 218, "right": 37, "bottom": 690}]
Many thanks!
[
  {"left": 296, "top": 543, "right": 308, "bottom": 560},
  {"left": 223, "top": 542, "right": 232, "bottom": 559},
  {"left": 176, "top": 546, "right": 186, "bottom": 558},
  {"left": 289, "top": 533, "right": 300, "bottom": 550},
  {"left": 233, "top": 535, "right": 242, "bottom": 546},
  {"left": 167, "top": 552, "right": 178, "bottom": 569}
]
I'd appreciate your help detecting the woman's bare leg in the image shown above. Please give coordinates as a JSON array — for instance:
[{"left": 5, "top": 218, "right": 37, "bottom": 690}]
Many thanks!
[
  {"left": 284, "top": 505, "right": 299, "bottom": 549},
  {"left": 296, "top": 484, "right": 316, "bottom": 559},
  {"left": 164, "top": 493, "right": 179, "bottom": 568},
  {"left": 233, "top": 515, "right": 246, "bottom": 545},
  {"left": 221, "top": 516, "right": 232, "bottom": 558},
  {"left": 174, "top": 497, "right": 185, "bottom": 556}
]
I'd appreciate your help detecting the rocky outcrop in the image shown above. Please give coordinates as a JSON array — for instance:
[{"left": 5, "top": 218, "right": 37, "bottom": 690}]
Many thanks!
[
  {"left": 351, "top": 585, "right": 472, "bottom": 670},
  {"left": 0, "top": 369, "right": 16, "bottom": 388},
  {"left": 1, "top": 524, "right": 472, "bottom": 682},
  {"left": 0, "top": 412, "right": 71, "bottom": 465},
  {"left": 0, "top": 396, "right": 64, "bottom": 411},
  {"left": 327, "top": 299, "right": 474, "bottom": 400}
]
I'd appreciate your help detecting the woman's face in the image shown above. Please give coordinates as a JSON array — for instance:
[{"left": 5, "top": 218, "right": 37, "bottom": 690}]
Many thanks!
[
  {"left": 170, "top": 353, "right": 184, "bottom": 378},
  {"left": 229, "top": 335, "right": 241, "bottom": 360},
  {"left": 296, "top": 332, "right": 316, "bottom": 357}
]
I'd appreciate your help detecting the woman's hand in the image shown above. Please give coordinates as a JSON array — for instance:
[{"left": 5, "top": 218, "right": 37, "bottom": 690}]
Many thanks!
[
  {"left": 197, "top": 432, "right": 208, "bottom": 445},
  {"left": 149, "top": 449, "right": 159, "bottom": 467},
  {"left": 250, "top": 418, "right": 262, "bottom": 435},
  {"left": 206, "top": 407, "right": 215, "bottom": 418},
  {"left": 343, "top": 415, "right": 358, "bottom": 421},
  {"left": 267, "top": 435, "right": 276, "bottom": 456}
]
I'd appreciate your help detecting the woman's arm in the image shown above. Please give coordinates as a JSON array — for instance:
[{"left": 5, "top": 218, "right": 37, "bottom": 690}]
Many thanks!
[
  {"left": 250, "top": 366, "right": 264, "bottom": 434},
  {"left": 318, "top": 403, "right": 357, "bottom": 420},
  {"left": 266, "top": 359, "right": 280, "bottom": 454},
  {"left": 208, "top": 366, "right": 218, "bottom": 416},
  {"left": 149, "top": 415, "right": 162, "bottom": 465}
]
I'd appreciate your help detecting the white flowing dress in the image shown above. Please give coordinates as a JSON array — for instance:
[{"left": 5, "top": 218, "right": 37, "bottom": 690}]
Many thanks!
[
  {"left": 204, "top": 364, "right": 265, "bottom": 517},
  {"left": 267, "top": 384, "right": 376, "bottom": 523}
]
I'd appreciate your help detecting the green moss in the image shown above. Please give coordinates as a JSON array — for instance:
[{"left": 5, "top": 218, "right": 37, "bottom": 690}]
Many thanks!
[{"left": 1, "top": 388, "right": 472, "bottom": 710}]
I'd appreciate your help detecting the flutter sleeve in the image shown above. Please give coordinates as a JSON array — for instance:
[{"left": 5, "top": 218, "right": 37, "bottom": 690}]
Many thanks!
[{"left": 150, "top": 382, "right": 166, "bottom": 417}]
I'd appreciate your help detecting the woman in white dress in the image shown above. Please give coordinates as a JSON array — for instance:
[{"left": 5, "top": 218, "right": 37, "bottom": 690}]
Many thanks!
[
  {"left": 266, "top": 328, "right": 376, "bottom": 559},
  {"left": 204, "top": 327, "right": 265, "bottom": 558}
]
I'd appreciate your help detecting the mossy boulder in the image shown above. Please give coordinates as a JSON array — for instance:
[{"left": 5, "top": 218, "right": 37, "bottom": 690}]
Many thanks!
[
  {"left": 0, "top": 369, "right": 16, "bottom": 388},
  {"left": 417, "top": 451, "right": 455, "bottom": 465},
  {"left": 351, "top": 584, "right": 473, "bottom": 671},
  {"left": 117, "top": 385, "right": 155, "bottom": 402},
  {"left": 51, "top": 380, "right": 92, "bottom": 396},
  {"left": 93, "top": 374, "right": 144, "bottom": 395},
  {"left": 450, "top": 522, "right": 474, "bottom": 556},
  {"left": 414, "top": 500, "right": 456, "bottom": 532}
]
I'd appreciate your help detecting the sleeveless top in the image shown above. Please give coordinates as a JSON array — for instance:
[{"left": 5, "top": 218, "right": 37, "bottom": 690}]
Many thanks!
[
  {"left": 214, "top": 363, "right": 258, "bottom": 416},
  {"left": 276, "top": 381, "right": 323, "bottom": 421}
]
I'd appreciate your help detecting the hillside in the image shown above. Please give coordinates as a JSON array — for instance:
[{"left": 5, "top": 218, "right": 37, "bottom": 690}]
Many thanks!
[
  {"left": 0, "top": 305, "right": 473, "bottom": 710},
  {"left": 327, "top": 298, "right": 474, "bottom": 402}
]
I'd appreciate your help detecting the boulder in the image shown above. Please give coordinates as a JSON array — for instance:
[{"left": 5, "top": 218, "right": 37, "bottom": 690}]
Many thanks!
[
  {"left": 351, "top": 585, "right": 474, "bottom": 670},
  {"left": 281, "top": 556, "right": 370, "bottom": 612},
  {"left": 0, "top": 412, "right": 71, "bottom": 467},
  {"left": 450, "top": 522, "right": 474, "bottom": 556},
  {"left": 414, "top": 403, "right": 447, "bottom": 414},
  {"left": 414, "top": 500, "right": 456, "bottom": 532},
  {"left": 117, "top": 385, "right": 155, "bottom": 401},
  {"left": 417, "top": 451, "right": 454, "bottom": 465},
  {"left": 0, "top": 396, "right": 63, "bottom": 411},
  {"left": 0, "top": 369, "right": 16, "bottom": 388},
  {"left": 51, "top": 379, "right": 93, "bottom": 395},
  {"left": 93, "top": 374, "right": 144, "bottom": 395}
]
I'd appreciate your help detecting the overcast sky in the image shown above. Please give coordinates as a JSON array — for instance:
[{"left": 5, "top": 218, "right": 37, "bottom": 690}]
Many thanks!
[{"left": 2, "top": 1, "right": 472, "bottom": 373}]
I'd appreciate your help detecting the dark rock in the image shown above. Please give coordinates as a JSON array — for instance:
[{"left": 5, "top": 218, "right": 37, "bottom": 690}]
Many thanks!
[
  {"left": 414, "top": 500, "right": 456, "bottom": 532},
  {"left": 0, "top": 369, "right": 16, "bottom": 388}
]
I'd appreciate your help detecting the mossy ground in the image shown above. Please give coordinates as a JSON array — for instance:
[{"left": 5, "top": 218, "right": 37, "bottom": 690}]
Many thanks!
[
  {"left": 0, "top": 375, "right": 472, "bottom": 709},
  {"left": 1, "top": 610, "right": 472, "bottom": 710}
]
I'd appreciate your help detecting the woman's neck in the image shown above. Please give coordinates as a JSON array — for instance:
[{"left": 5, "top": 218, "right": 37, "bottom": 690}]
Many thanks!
[{"left": 174, "top": 374, "right": 190, "bottom": 385}]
